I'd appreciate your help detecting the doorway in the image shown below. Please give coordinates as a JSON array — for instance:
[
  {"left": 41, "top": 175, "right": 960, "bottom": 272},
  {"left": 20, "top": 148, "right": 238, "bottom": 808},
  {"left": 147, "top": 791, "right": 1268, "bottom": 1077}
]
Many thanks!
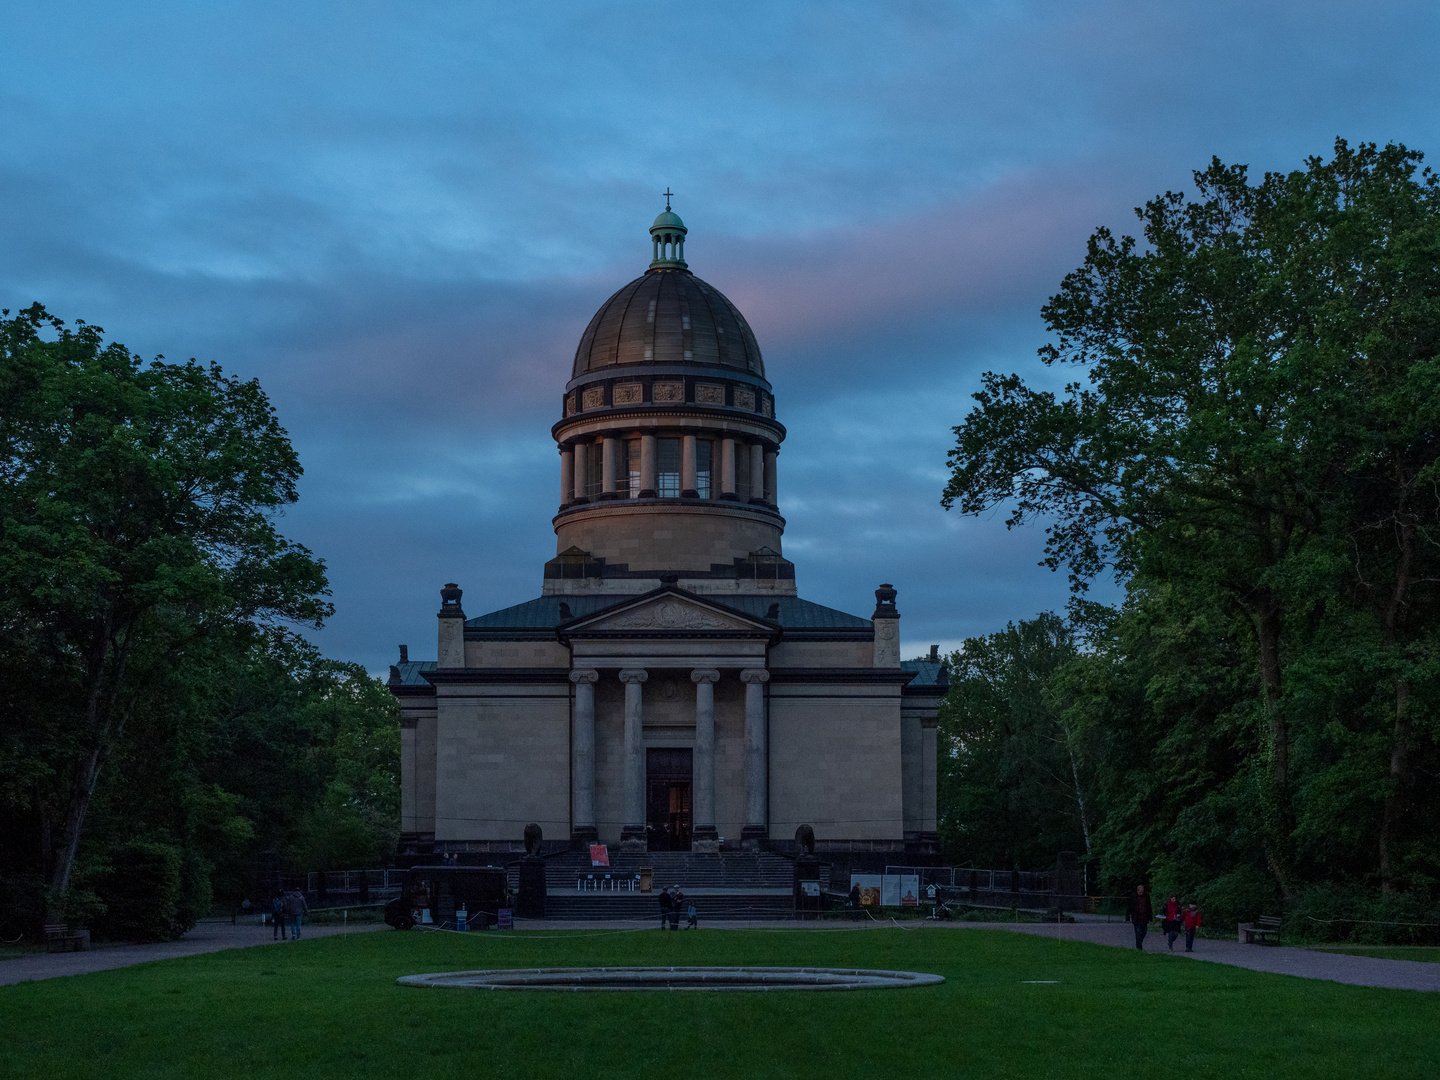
[{"left": 646, "top": 747, "right": 692, "bottom": 851}]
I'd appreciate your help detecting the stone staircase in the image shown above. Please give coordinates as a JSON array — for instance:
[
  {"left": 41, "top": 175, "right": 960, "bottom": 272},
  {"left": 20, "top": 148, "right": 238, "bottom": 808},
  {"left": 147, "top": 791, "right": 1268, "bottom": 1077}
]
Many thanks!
[{"left": 509, "top": 849, "right": 803, "bottom": 921}]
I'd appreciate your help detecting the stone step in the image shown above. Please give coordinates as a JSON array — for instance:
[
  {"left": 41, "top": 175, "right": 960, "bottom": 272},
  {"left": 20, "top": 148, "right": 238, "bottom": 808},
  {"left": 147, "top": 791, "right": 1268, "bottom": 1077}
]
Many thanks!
[{"left": 540, "top": 892, "right": 797, "bottom": 921}]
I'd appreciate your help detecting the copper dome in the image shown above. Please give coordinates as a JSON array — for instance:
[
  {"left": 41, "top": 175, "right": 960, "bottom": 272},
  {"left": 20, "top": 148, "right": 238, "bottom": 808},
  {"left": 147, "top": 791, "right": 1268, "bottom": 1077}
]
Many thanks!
[{"left": 571, "top": 268, "right": 764, "bottom": 380}]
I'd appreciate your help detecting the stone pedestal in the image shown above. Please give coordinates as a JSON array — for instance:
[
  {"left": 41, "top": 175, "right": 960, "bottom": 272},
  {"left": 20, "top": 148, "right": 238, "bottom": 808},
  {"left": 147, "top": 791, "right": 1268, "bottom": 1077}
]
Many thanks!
[
  {"left": 620, "top": 824, "right": 648, "bottom": 852},
  {"left": 516, "top": 856, "right": 547, "bottom": 918},
  {"left": 690, "top": 825, "right": 720, "bottom": 854}
]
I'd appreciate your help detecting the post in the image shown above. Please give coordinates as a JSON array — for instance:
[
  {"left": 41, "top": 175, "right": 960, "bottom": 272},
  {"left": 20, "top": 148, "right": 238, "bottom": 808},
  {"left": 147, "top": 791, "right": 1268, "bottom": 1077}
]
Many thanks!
[
  {"left": 559, "top": 448, "right": 573, "bottom": 507},
  {"left": 618, "top": 669, "right": 648, "bottom": 849},
  {"left": 681, "top": 434, "right": 698, "bottom": 498},
  {"left": 740, "top": 668, "right": 770, "bottom": 849},
  {"left": 639, "top": 434, "right": 657, "bottom": 498},
  {"left": 602, "top": 437, "right": 618, "bottom": 498},
  {"left": 872, "top": 583, "right": 900, "bottom": 667},
  {"left": 437, "top": 583, "right": 465, "bottom": 668},
  {"left": 573, "top": 441, "right": 589, "bottom": 503},
  {"left": 691, "top": 669, "right": 721, "bottom": 852},
  {"left": 570, "top": 669, "right": 599, "bottom": 842},
  {"left": 720, "top": 438, "right": 737, "bottom": 499}
]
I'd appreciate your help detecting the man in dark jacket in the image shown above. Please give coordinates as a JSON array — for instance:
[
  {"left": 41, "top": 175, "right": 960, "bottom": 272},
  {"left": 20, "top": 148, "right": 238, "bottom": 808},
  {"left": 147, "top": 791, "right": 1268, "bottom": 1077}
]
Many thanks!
[
  {"left": 658, "top": 887, "right": 673, "bottom": 930},
  {"left": 1125, "top": 885, "right": 1153, "bottom": 950}
]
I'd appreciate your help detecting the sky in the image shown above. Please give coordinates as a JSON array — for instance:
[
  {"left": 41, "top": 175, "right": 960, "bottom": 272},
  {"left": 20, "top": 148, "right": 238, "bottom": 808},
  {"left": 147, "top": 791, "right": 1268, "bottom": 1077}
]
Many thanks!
[{"left": 3, "top": 1, "right": 1438, "bottom": 671}]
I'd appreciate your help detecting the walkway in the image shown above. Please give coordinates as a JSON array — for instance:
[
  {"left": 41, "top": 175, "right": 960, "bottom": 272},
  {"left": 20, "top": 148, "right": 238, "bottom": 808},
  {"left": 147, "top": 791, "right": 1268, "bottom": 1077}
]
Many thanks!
[
  {"left": 976, "top": 918, "right": 1440, "bottom": 992},
  {"left": 0, "top": 919, "right": 380, "bottom": 986}
]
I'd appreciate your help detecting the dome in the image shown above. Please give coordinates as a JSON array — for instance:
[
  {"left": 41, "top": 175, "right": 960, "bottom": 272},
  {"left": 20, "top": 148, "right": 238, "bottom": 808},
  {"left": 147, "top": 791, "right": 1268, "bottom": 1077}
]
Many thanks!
[
  {"left": 571, "top": 269, "right": 764, "bottom": 379},
  {"left": 651, "top": 209, "right": 686, "bottom": 231}
]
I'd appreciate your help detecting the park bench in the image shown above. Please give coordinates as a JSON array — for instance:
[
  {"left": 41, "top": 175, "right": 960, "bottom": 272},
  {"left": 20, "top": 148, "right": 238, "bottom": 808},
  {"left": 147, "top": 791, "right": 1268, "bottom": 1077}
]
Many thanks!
[
  {"left": 1238, "top": 914, "right": 1281, "bottom": 945},
  {"left": 44, "top": 923, "right": 84, "bottom": 953}
]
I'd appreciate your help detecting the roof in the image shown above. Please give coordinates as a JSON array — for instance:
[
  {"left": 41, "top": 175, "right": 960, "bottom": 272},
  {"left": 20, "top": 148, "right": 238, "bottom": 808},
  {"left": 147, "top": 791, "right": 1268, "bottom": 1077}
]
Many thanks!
[
  {"left": 391, "top": 660, "right": 437, "bottom": 687},
  {"left": 899, "top": 659, "right": 950, "bottom": 688},
  {"left": 466, "top": 593, "right": 871, "bottom": 635},
  {"left": 572, "top": 269, "right": 764, "bottom": 379}
]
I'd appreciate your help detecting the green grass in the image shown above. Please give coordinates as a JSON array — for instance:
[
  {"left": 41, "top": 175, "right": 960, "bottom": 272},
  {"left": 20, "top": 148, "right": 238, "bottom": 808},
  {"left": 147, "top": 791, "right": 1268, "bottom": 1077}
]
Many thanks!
[
  {"left": 1, "top": 926, "right": 1436, "bottom": 1079},
  {"left": 1307, "top": 944, "right": 1440, "bottom": 963}
]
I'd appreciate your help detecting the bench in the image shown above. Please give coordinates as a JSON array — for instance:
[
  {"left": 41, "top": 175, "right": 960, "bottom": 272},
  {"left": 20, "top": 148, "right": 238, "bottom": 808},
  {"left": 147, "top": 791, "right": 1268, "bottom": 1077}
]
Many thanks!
[
  {"left": 44, "top": 923, "right": 84, "bottom": 953},
  {"left": 1238, "top": 915, "right": 1281, "bottom": 945}
]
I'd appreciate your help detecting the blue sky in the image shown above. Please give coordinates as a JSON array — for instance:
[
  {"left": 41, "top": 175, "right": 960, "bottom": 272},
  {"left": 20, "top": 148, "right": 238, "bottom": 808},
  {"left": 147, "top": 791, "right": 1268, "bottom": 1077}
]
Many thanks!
[{"left": 3, "top": 1, "right": 1437, "bottom": 670}]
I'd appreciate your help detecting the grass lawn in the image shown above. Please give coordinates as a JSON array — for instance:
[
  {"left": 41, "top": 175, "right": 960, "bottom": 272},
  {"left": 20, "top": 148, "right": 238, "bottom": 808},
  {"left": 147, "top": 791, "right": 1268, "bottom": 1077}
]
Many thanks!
[
  {"left": 1, "top": 926, "right": 1436, "bottom": 1079},
  {"left": 1307, "top": 945, "right": 1440, "bottom": 964}
]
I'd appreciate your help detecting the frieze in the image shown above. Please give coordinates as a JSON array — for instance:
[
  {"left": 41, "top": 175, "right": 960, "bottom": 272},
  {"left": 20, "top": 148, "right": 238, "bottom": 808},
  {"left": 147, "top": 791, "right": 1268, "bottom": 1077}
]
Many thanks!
[
  {"left": 734, "top": 387, "right": 756, "bottom": 412},
  {"left": 652, "top": 381, "right": 684, "bottom": 403},
  {"left": 594, "top": 599, "right": 744, "bottom": 631},
  {"left": 613, "top": 383, "right": 644, "bottom": 406},
  {"left": 582, "top": 386, "right": 605, "bottom": 411},
  {"left": 695, "top": 382, "right": 726, "bottom": 405},
  {"left": 564, "top": 392, "right": 576, "bottom": 417}
]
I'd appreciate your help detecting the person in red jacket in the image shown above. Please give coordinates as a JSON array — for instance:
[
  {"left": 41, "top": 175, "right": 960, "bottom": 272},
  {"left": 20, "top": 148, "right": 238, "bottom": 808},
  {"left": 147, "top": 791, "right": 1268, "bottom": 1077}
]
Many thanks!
[
  {"left": 1182, "top": 902, "right": 1202, "bottom": 952},
  {"left": 1162, "top": 894, "right": 1183, "bottom": 952}
]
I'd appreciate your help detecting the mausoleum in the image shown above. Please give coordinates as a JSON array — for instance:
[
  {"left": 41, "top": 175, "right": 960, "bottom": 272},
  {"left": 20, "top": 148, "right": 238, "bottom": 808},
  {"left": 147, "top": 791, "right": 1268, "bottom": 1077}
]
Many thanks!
[{"left": 391, "top": 205, "right": 945, "bottom": 864}]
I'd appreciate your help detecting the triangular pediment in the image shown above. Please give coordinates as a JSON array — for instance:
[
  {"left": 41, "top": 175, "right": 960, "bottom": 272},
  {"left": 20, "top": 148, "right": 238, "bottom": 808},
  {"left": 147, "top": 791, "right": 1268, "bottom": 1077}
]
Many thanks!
[{"left": 566, "top": 590, "right": 769, "bottom": 635}]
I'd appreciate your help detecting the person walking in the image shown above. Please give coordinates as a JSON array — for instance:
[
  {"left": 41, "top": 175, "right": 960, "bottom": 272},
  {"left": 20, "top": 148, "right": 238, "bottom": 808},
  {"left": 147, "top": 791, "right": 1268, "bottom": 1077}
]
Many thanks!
[
  {"left": 1183, "top": 902, "right": 1202, "bottom": 952},
  {"left": 1125, "top": 885, "right": 1153, "bottom": 950},
  {"left": 283, "top": 888, "right": 308, "bottom": 940},
  {"left": 685, "top": 898, "right": 698, "bottom": 929},
  {"left": 1162, "top": 894, "right": 1182, "bottom": 952},
  {"left": 658, "top": 886, "right": 673, "bottom": 930},
  {"left": 270, "top": 891, "right": 287, "bottom": 940}
]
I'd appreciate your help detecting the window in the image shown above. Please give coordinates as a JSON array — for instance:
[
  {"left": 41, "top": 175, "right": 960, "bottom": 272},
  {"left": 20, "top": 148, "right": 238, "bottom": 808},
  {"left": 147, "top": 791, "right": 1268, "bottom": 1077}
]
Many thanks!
[
  {"left": 627, "top": 439, "right": 641, "bottom": 497},
  {"left": 696, "top": 439, "right": 713, "bottom": 499},
  {"left": 657, "top": 438, "right": 681, "bottom": 497}
]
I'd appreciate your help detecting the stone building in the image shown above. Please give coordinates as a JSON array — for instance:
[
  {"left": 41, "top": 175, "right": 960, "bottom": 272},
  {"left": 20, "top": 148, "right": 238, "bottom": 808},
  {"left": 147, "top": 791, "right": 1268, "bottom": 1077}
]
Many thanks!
[{"left": 391, "top": 205, "right": 945, "bottom": 861}]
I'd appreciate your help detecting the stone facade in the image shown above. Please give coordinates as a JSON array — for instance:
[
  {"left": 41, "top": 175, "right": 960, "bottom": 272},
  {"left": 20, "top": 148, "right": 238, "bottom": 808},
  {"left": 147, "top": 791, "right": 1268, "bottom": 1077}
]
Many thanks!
[{"left": 391, "top": 207, "right": 945, "bottom": 859}]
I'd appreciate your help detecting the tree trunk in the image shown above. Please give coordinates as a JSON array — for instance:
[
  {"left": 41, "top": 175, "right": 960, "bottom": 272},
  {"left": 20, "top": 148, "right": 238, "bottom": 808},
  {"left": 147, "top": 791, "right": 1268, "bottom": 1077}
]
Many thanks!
[
  {"left": 1378, "top": 515, "right": 1415, "bottom": 893},
  {"left": 1246, "top": 589, "right": 1295, "bottom": 899}
]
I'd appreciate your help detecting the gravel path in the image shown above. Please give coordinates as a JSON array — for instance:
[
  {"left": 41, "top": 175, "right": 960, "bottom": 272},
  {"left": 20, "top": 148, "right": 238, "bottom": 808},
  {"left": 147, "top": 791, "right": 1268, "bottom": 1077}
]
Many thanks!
[{"left": 0, "top": 919, "right": 381, "bottom": 986}]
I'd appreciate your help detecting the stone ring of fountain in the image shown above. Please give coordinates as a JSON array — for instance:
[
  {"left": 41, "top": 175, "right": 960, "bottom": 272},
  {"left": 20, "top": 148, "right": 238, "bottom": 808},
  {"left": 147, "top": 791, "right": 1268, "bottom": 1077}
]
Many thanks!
[{"left": 397, "top": 966, "right": 944, "bottom": 992}]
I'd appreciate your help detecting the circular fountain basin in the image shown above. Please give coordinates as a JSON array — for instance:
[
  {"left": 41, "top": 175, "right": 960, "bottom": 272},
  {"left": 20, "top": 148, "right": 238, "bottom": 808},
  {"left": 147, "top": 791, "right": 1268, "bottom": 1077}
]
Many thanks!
[{"left": 397, "top": 966, "right": 944, "bottom": 992}]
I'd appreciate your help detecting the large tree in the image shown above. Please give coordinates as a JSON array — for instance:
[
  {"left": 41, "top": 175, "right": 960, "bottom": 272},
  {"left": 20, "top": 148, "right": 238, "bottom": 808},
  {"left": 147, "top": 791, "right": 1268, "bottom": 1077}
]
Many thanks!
[
  {"left": 943, "top": 141, "right": 1440, "bottom": 896},
  {"left": 0, "top": 304, "right": 331, "bottom": 915}
]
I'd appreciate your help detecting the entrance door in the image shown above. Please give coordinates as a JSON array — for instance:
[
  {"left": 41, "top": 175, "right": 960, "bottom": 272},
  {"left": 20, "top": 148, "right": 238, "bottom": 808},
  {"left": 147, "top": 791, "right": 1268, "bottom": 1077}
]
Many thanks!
[{"left": 646, "top": 747, "right": 692, "bottom": 851}]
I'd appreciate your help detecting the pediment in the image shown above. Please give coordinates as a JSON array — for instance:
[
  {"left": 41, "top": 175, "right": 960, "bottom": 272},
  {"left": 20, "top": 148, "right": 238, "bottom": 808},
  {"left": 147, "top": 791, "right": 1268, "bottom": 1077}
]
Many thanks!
[{"left": 569, "top": 592, "right": 766, "bottom": 635}]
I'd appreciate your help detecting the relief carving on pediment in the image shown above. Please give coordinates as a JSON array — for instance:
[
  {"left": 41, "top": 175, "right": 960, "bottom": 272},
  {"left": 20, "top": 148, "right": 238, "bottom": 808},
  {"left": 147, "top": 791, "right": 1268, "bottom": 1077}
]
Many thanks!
[{"left": 600, "top": 599, "right": 740, "bottom": 631}]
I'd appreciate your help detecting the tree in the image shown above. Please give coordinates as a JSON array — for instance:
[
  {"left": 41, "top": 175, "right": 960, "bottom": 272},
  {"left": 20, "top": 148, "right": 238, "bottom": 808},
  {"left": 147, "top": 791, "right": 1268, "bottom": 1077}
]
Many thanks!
[
  {"left": 942, "top": 141, "right": 1440, "bottom": 897},
  {"left": 0, "top": 304, "right": 331, "bottom": 917}
]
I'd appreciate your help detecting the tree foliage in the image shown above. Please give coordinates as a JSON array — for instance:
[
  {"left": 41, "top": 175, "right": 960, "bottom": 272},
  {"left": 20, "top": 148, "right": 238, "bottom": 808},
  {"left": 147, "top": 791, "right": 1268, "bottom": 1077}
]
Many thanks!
[
  {"left": 0, "top": 306, "right": 398, "bottom": 939},
  {"left": 942, "top": 140, "right": 1440, "bottom": 918}
]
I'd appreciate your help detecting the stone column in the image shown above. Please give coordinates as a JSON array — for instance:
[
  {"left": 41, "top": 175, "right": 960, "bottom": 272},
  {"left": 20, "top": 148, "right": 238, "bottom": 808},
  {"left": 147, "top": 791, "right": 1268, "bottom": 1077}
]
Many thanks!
[
  {"left": 740, "top": 668, "right": 770, "bottom": 848},
  {"left": 639, "top": 434, "right": 657, "bottom": 497},
  {"left": 681, "top": 434, "right": 698, "bottom": 497},
  {"left": 601, "top": 437, "right": 618, "bottom": 498},
  {"left": 569, "top": 669, "right": 599, "bottom": 842},
  {"left": 763, "top": 451, "right": 777, "bottom": 507},
  {"left": 559, "top": 448, "right": 574, "bottom": 507},
  {"left": 618, "top": 669, "right": 649, "bottom": 849},
  {"left": 749, "top": 443, "right": 765, "bottom": 503},
  {"left": 690, "top": 669, "right": 721, "bottom": 852},
  {"left": 573, "top": 440, "right": 589, "bottom": 503},
  {"left": 720, "top": 438, "right": 737, "bottom": 499}
]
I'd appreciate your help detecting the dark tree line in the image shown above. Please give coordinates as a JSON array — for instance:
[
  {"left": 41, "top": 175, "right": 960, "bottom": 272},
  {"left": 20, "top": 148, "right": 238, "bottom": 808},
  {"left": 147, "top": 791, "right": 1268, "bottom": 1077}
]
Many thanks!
[
  {"left": 941, "top": 141, "right": 1440, "bottom": 935},
  {"left": 0, "top": 306, "right": 398, "bottom": 941}
]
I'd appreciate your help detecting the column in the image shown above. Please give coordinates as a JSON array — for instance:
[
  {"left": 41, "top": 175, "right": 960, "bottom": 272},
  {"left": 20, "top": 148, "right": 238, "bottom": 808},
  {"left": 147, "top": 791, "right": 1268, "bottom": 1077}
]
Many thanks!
[
  {"left": 690, "top": 669, "right": 720, "bottom": 851},
  {"left": 602, "top": 436, "right": 618, "bottom": 498},
  {"left": 569, "top": 669, "right": 599, "bottom": 841},
  {"left": 740, "top": 668, "right": 770, "bottom": 848},
  {"left": 618, "top": 669, "right": 648, "bottom": 848},
  {"left": 681, "top": 434, "right": 698, "bottom": 497},
  {"left": 559, "top": 448, "right": 574, "bottom": 507},
  {"left": 763, "top": 450, "right": 777, "bottom": 507},
  {"left": 749, "top": 443, "right": 765, "bottom": 502},
  {"left": 573, "top": 441, "right": 589, "bottom": 503},
  {"left": 639, "top": 434, "right": 657, "bottom": 497},
  {"left": 720, "top": 438, "right": 737, "bottom": 499}
]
